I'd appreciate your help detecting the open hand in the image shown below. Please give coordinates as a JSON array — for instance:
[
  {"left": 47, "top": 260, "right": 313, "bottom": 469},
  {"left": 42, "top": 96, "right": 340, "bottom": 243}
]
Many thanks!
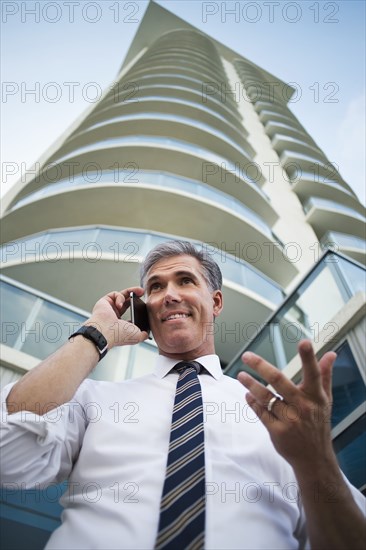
[{"left": 237, "top": 340, "right": 337, "bottom": 471}]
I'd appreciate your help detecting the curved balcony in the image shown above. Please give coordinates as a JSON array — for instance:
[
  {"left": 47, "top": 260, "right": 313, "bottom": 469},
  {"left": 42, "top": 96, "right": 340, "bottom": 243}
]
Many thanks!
[
  {"left": 10, "top": 168, "right": 274, "bottom": 225},
  {"left": 272, "top": 134, "right": 327, "bottom": 163},
  {"left": 259, "top": 109, "right": 297, "bottom": 127},
  {"left": 254, "top": 100, "right": 297, "bottom": 118},
  {"left": 120, "top": 72, "right": 215, "bottom": 97},
  {"left": 1, "top": 183, "right": 297, "bottom": 286},
  {"left": 264, "top": 121, "right": 316, "bottom": 147},
  {"left": 140, "top": 48, "right": 226, "bottom": 77},
  {"left": 279, "top": 150, "right": 348, "bottom": 187},
  {"left": 304, "top": 197, "right": 366, "bottom": 240},
  {"left": 8, "top": 138, "right": 266, "bottom": 211},
  {"left": 98, "top": 85, "right": 242, "bottom": 131},
  {"left": 1, "top": 227, "right": 284, "bottom": 304},
  {"left": 102, "top": 82, "right": 240, "bottom": 127},
  {"left": 320, "top": 231, "right": 366, "bottom": 265},
  {"left": 83, "top": 95, "right": 246, "bottom": 138},
  {"left": 76, "top": 97, "right": 248, "bottom": 147},
  {"left": 123, "top": 64, "right": 225, "bottom": 91},
  {"left": 234, "top": 60, "right": 295, "bottom": 106},
  {"left": 292, "top": 175, "right": 360, "bottom": 211},
  {"left": 130, "top": 55, "right": 228, "bottom": 93},
  {"left": 46, "top": 117, "right": 253, "bottom": 172},
  {"left": 1, "top": 228, "right": 285, "bottom": 366},
  {"left": 11, "top": 136, "right": 263, "bottom": 206}
]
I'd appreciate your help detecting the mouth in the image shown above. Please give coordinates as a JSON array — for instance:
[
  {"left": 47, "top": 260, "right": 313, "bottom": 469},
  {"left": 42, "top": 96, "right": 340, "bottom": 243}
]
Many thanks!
[{"left": 162, "top": 312, "right": 192, "bottom": 322}]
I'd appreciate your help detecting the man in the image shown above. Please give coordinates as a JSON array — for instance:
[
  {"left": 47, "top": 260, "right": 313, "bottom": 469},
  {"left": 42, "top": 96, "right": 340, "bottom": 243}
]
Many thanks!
[{"left": 1, "top": 240, "right": 365, "bottom": 549}]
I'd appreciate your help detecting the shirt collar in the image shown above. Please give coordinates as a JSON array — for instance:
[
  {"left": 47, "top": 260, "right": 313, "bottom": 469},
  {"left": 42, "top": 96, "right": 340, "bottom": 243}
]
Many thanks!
[{"left": 153, "top": 354, "right": 223, "bottom": 380}]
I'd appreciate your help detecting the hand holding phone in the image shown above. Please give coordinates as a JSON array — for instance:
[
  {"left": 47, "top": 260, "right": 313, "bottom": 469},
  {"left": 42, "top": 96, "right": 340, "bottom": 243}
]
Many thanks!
[{"left": 129, "top": 292, "right": 150, "bottom": 334}]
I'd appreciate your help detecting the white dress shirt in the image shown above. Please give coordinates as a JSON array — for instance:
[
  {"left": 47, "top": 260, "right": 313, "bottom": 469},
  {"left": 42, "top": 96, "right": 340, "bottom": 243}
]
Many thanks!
[{"left": 1, "top": 354, "right": 365, "bottom": 549}]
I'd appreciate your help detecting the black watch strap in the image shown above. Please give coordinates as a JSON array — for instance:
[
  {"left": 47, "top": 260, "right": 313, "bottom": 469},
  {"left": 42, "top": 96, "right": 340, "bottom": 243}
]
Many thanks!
[{"left": 69, "top": 326, "right": 108, "bottom": 361}]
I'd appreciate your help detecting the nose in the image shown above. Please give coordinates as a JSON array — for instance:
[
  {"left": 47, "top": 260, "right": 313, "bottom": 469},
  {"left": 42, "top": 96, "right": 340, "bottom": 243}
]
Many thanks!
[{"left": 163, "top": 283, "right": 181, "bottom": 305}]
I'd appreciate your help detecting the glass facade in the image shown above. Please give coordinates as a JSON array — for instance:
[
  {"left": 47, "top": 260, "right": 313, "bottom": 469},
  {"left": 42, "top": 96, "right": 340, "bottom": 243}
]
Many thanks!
[
  {"left": 0, "top": 280, "right": 87, "bottom": 361},
  {"left": 330, "top": 341, "right": 366, "bottom": 427},
  {"left": 334, "top": 415, "right": 366, "bottom": 491},
  {"left": 0, "top": 484, "right": 65, "bottom": 550},
  {"left": 225, "top": 251, "right": 366, "bottom": 374}
]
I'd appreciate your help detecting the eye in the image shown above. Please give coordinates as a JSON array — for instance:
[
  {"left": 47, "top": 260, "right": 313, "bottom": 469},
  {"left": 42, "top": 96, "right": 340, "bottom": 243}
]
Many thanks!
[
  {"left": 149, "top": 282, "right": 162, "bottom": 293},
  {"left": 181, "top": 277, "right": 194, "bottom": 285}
]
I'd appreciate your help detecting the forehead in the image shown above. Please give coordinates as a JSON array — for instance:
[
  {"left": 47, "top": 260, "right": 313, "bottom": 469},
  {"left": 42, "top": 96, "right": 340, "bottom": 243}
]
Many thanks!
[{"left": 146, "top": 255, "right": 206, "bottom": 281}]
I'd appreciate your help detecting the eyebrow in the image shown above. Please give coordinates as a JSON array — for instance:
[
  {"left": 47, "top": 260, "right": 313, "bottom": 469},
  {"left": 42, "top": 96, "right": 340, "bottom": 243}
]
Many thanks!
[{"left": 146, "top": 270, "right": 199, "bottom": 287}]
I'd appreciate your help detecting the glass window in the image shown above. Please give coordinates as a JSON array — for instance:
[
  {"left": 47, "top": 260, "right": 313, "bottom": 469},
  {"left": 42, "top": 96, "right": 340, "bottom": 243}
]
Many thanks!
[
  {"left": 0, "top": 282, "right": 38, "bottom": 348},
  {"left": 333, "top": 415, "right": 366, "bottom": 490},
  {"left": 294, "top": 266, "right": 347, "bottom": 328},
  {"left": 246, "top": 268, "right": 284, "bottom": 304},
  {"left": 224, "top": 324, "right": 276, "bottom": 381},
  {"left": 331, "top": 341, "right": 366, "bottom": 427},
  {"left": 220, "top": 256, "right": 246, "bottom": 287},
  {"left": 337, "top": 256, "right": 366, "bottom": 296},
  {"left": 0, "top": 482, "right": 66, "bottom": 550},
  {"left": 20, "top": 301, "right": 86, "bottom": 360},
  {"left": 97, "top": 229, "right": 145, "bottom": 262}
]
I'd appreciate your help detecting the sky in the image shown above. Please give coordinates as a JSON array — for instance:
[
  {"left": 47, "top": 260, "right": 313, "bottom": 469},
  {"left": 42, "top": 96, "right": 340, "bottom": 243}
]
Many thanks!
[{"left": 1, "top": 0, "right": 365, "bottom": 204}]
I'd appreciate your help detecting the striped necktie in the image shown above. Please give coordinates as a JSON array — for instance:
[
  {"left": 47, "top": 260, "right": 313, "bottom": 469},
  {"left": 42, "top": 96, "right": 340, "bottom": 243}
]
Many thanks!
[{"left": 155, "top": 361, "right": 205, "bottom": 550}]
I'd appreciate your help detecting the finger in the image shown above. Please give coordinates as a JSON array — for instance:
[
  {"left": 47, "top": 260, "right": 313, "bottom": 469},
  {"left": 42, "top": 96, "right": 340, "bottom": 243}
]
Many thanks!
[
  {"left": 237, "top": 371, "right": 273, "bottom": 404},
  {"left": 101, "top": 291, "right": 125, "bottom": 317},
  {"left": 239, "top": 371, "right": 287, "bottom": 419},
  {"left": 120, "top": 286, "right": 145, "bottom": 298},
  {"left": 318, "top": 351, "right": 336, "bottom": 400},
  {"left": 297, "top": 340, "right": 323, "bottom": 393},
  {"left": 111, "top": 287, "right": 145, "bottom": 315},
  {"left": 139, "top": 330, "right": 150, "bottom": 343},
  {"left": 241, "top": 351, "right": 297, "bottom": 400},
  {"left": 245, "top": 392, "right": 280, "bottom": 427}
]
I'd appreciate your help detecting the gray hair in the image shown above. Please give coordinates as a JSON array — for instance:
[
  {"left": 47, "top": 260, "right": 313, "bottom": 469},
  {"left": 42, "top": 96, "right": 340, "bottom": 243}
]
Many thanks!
[{"left": 140, "top": 240, "right": 222, "bottom": 291}]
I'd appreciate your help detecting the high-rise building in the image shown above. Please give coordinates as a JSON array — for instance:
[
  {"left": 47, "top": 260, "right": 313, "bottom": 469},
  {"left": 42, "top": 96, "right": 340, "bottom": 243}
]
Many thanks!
[{"left": 1, "top": 2, "right": 365, "bottom": 546}]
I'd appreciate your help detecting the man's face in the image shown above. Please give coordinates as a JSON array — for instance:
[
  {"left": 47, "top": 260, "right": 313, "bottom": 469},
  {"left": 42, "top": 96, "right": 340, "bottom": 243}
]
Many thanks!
[{"left": 145, "top": 255, "right": 223, "bottom": 360}]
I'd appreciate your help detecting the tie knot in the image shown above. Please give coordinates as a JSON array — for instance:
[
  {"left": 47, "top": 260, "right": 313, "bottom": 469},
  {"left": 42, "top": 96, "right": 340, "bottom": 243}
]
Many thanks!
[{"left": 174, "top": 360, "right": 203, "bottom": 375}]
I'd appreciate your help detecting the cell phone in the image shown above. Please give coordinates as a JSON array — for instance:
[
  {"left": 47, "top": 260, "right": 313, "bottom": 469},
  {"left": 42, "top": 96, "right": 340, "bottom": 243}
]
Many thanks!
[{"left": 129, "top": 292, "right": 150, "bottom": 333}]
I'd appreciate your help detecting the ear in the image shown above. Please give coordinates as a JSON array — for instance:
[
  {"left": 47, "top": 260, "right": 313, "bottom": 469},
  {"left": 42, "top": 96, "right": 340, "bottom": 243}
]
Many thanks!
[{"left": 212, "top": 290, "right": 223, "bottom": 317}]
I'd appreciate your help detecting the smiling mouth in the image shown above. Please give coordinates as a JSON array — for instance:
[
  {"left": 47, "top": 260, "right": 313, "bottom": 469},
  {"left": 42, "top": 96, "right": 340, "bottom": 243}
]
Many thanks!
[{"left": 162, "top": 313, "right": 191, "bottom": 322}]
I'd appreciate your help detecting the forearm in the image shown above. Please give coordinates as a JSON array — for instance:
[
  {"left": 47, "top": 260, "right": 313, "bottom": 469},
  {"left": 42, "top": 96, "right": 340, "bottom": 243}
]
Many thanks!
[
  {"left": 6, "top": 336, "right": 99, "bottom": 415},
  {"left": 294, "top": 455, "right": 366, "bottom": 550},
  {"left": 6, "top": 288, "right": 148, "bottom": 416}
]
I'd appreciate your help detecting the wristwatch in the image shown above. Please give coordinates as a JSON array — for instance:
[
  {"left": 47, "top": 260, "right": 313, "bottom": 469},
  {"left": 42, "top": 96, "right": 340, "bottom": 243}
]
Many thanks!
[{"left": 68, "top": 326, "right": 108, "bottom": 361}]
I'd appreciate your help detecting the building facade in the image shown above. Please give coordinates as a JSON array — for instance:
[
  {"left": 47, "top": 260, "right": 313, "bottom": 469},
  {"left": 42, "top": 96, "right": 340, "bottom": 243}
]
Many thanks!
[{"left": 1, "top": 2, "right": 365, "bottom": 547}]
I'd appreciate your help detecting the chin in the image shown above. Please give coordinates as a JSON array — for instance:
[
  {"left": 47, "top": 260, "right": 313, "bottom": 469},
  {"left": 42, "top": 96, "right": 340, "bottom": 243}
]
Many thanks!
[{"left": 158, "top": 333, "right": 200, "bottom": 355}]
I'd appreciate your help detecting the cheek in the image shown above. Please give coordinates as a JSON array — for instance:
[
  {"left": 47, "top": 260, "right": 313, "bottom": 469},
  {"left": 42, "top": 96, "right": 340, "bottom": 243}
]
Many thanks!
[{"left": 146, "top": 299, "right": 163, "bottom": 325}]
